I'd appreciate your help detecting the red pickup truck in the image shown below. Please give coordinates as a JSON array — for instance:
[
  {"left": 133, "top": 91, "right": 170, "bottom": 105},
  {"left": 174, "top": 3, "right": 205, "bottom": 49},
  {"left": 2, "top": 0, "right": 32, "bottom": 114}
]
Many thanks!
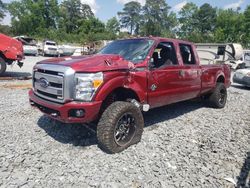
[
  {"left": 0, "top": 33, "right": 24, "bottom": 75},
  {"left": 29, "top": 37, "right": 231, "bottom": 153}
]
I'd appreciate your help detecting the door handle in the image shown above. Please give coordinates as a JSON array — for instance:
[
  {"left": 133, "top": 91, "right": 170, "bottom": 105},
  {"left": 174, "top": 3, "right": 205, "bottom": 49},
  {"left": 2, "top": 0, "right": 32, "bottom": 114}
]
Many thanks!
[{"left": 179, "top": 70, "right": 185, "bottom": 77}]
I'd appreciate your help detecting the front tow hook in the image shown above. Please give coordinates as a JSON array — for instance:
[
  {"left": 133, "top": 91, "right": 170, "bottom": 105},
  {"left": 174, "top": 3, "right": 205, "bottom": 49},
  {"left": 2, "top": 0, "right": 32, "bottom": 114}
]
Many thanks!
[{"left": 17, "top": 61, "right": 24, "bottom": 68}]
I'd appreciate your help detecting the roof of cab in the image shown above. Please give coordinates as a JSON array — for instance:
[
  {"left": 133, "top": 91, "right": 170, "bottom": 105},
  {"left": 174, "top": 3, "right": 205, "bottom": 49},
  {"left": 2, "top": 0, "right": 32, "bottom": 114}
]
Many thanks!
[{"left": 117, "top": 36, "right": 194, "bottom": 45}]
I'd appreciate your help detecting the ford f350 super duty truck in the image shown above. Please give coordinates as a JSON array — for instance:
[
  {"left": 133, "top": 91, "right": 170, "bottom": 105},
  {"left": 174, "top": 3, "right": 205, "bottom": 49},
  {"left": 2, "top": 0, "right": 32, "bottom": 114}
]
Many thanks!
[
  {"left": 0, "top": 33, "right": 24, "bottom": 75},
  {"left": 29, "top": 37, "right": 231, "bottom": 153}
]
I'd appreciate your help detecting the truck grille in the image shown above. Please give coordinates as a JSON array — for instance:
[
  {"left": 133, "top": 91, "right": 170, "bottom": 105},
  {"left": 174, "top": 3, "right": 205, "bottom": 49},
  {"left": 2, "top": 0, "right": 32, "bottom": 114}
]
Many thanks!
[
  {"left": 33, "top": 69, "right": 64, "bottom": 102},
  {"left": 33, "top": 64, "right": 75, "bottom": 103},
  {"left": 48, "top": 48, "right": 57, "bottom": 51}
]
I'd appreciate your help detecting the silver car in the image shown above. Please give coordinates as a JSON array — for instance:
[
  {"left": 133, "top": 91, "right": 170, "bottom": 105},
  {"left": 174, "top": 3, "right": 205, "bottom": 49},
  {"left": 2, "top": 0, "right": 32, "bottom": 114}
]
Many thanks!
[
  {"left": 15, "top": 36, "right": 38, "bottom": 56},
  {"left": 233, "top": 68, "right": 250, "bottom": 87}
]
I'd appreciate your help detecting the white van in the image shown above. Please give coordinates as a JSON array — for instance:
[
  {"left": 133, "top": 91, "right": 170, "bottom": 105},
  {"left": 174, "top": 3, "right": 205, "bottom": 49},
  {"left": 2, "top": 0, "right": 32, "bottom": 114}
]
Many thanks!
[{"left": 41, "top": 40, "right": 59, "bottom": 56}]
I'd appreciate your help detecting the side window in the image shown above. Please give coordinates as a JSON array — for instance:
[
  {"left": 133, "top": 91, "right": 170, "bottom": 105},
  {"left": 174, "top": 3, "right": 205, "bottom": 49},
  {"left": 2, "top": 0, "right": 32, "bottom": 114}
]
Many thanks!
[
  {"left": 151, "top": 42, "right": 178, "bottom": 68},
  {"left": 180, "top": 44, "right": 196, "bottom": 65}
]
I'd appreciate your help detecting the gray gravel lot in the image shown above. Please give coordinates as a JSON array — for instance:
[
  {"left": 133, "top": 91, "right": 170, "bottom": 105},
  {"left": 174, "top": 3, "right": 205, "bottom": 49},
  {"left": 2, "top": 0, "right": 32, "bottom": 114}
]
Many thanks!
[{"left": 0, "top": 57, "right": 249, "bottom": 187}]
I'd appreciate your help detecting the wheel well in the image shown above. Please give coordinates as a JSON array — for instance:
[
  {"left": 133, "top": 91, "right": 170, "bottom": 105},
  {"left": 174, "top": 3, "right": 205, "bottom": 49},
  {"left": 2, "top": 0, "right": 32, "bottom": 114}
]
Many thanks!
[
  {"left": 0, "top": 52, "right": 7, "bottom": 61},
  {"left": 217, "top": 76, "right": 225, "bottom": 83},
  {"left": 100, "top": 87, "right": 140, "bottom": 115},
  {"left": 112, "top": 87, "right": 140, "bottom": 102}
]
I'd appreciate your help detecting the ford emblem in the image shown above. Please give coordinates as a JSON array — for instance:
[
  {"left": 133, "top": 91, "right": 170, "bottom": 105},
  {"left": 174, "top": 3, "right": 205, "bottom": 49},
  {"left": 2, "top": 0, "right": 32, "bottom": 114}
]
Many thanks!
[{"left": 39, "top": 78, "right": 50, "bottom": 88}]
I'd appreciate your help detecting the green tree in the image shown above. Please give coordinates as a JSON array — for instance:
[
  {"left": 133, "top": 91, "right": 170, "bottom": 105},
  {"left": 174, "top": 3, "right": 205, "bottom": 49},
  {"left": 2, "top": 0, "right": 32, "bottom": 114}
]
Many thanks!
[
  {"left": 59, "top": 0, "right": 94, "bottom": 33},
  {"left": 141, "top": 0, "right": 175, "bottom": 36},
  {"left": 106, "top": 17, "right": 120, "bottom": 34},
  {"left": 215, "top": 9, "right": 245, "bottom": 44},
  {"left": 8, "top": 0, "right": 59, "bottom": 36},
  {"left": 179, "top": 3, "right": 216, "bottom": 42},
  {"left": 118, "top": 1, "right": 141, "bottom": 35},
  {"left": 244, "top": 6, "right": 250, "bottom": 47},
  {"left": 0, "top": 0, "right": 5, "bottom": 21},
  {"left": 178, "top": 2, "right": 198, "bottom": 40},
  {"left": 0, "top": 25, "right": 11, "bottom": 35},
  {"left": 43, "top": 0, "right": 59, "bottom": 29},
  {"left": 196, "top": 3, "right": 216, "bottom": 37},
  {"left": 78, "top": 17, "right": 106, "bottom": 42}
]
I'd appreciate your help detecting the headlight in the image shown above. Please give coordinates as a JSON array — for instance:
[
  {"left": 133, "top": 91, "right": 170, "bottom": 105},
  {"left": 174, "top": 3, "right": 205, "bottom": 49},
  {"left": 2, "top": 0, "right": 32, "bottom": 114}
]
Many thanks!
[{"left": 75, "top": 72, "right": 103, "bottom": 101}]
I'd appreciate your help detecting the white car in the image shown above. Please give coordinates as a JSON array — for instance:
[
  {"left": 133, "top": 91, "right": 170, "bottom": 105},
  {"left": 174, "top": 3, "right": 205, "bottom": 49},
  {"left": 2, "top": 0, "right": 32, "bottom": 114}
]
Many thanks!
[
  {"left": 15, "top": 36, "right": 38, "bottom": 56},
  {"left": 58, "top": 45, "right": 76, "bottom": 56},
  {"left": 243, "top": 50, "right": 250, "bottom": 68},
  {"left": 72, "top": 48, "right": 83, "bottom": 56},
  {"left": 41, "top": 40, "right": 59, "bottom": 56},
  {"left": 233, "top": 68, "right": 250, "bottom": 87},
  {"left": 23, "top": 45, "right": 38, "bottom": 56}
]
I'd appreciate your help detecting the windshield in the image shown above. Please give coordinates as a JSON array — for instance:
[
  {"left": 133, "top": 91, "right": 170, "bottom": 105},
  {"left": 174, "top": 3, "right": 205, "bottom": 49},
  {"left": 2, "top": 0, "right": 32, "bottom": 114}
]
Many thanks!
[{"left": 98, "top": 39, "right": 155, "bottom": 63}]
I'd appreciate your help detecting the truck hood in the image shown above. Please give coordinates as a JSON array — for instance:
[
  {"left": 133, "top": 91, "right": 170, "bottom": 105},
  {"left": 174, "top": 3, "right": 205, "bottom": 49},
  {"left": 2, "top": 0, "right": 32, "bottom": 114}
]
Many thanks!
[{"left": 37, "top": 54, "right": 135, "bottom": 72}]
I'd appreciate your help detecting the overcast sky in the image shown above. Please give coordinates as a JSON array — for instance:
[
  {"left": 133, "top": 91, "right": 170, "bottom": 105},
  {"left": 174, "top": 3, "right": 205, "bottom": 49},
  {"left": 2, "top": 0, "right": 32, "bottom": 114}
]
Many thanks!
[{"left": 2, "top": 0, "right": 250, "bottom": 25}]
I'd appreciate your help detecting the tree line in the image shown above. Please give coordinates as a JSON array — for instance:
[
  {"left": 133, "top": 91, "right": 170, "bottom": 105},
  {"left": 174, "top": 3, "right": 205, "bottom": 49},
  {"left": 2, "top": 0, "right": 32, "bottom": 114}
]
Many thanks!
[
  {"left": 0, "top": 0, "right": 249, "bottom": 47},
  {"left": 117, "top": 1, "right": 250, "bottom": 47}
]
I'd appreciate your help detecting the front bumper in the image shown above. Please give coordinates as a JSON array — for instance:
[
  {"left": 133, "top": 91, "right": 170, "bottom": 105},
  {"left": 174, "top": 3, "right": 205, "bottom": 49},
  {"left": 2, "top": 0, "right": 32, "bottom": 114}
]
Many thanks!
[
  {"left": 44, "top": 50, "right": 58, "bottom": 56},
  {"left": 24, "top": 49, "right": 38, "bottom": 55},
  {"left": 29, "top": 90, "right": 102, "bottom": 123},
  {"left": 233, "top": 75, "right": 250, "bottom": 87}
]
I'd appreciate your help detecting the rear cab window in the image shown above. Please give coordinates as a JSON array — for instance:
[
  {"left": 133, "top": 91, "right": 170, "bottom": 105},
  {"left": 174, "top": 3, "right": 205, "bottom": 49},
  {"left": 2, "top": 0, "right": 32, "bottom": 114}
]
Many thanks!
[{"left": 179, "top": 44, "right": 196, "bottom": 65}]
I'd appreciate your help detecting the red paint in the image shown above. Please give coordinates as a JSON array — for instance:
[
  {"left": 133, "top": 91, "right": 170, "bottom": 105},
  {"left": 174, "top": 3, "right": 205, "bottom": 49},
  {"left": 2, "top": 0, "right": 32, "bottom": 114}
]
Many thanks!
[
  {"left": 37, "top": 54, "right": 134, "bottom": 73},
  {"left": 29, "top": 37, "right": 231, "bottom": 123},
  {"left": 0, "top": 33, "right": 24, "bottom": 61},
  {"left": 29, "top": 90, "right": 102, "bottom": 123}
]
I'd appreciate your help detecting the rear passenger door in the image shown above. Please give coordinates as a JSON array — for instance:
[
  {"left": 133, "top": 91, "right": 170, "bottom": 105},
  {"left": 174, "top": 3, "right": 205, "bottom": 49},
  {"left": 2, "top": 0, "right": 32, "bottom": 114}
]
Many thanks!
[{"left": 178, "top": 43, "right": 201, "bottom": 99}]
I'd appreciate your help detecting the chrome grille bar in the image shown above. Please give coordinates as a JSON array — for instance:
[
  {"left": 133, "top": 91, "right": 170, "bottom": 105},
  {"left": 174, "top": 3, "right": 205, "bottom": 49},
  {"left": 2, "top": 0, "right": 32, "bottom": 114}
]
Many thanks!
[{"left": 32, "top": 64, "right": 75, "bottom": 103}]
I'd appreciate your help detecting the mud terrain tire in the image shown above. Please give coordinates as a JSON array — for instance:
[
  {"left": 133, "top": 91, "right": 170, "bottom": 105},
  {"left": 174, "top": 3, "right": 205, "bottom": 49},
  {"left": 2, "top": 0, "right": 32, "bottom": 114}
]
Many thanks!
[
  {"left": 0, "top": 57, "right": 7, "bottom": 76},
  {"left": 208, "top": 83, "right": 227, "bottom": 108},
  {"left": 97, "top": 101, "right": 144, "bottom": 154}
]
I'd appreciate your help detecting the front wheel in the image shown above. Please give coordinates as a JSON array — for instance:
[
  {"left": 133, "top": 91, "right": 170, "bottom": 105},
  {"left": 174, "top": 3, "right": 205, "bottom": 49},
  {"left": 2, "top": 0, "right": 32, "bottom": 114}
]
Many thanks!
[
  {"left": 97, "top": 101, "right": 144, "bottom": 154},
  {"left": 0, "top": 57, "right": 7, "bottom": 76},
  {"left": 207, "top": 83, "right": 227, "bottom": 108}
]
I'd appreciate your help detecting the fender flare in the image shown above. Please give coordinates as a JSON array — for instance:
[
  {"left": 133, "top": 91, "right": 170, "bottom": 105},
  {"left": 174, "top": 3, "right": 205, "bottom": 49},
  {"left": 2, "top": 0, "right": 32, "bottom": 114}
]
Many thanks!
[
  {"left": 94, "top": 76, "right": 144, "bottom": 102},
  {"left": 216, "top": 71, "right": 225, "bottom": 82}
]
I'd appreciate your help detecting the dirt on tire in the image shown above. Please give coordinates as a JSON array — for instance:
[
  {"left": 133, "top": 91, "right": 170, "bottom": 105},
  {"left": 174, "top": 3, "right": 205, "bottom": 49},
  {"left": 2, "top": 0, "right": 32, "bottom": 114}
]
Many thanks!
[
  {"left": 0, "top": 57, "right": 7, "bottom": 76},
  {"left": 208, "top": 83, "right": 227, "bottom": 108},
  {"left": 97, "top": 101, "right": 144, "bottom": 154}
]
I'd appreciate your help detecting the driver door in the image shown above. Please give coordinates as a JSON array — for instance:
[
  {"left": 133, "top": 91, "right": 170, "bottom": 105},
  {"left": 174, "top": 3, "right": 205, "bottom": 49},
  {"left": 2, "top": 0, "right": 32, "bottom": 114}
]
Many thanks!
[{"left": 147, "top": 42, "right": 184, "bottom": 108}]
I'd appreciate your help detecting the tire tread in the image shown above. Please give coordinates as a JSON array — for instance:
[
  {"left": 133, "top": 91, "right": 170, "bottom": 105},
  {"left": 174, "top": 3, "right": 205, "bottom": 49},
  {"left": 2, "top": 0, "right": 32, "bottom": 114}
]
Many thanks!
[{"left": 97, "top": 101, "right": 144, "bottom": 154}]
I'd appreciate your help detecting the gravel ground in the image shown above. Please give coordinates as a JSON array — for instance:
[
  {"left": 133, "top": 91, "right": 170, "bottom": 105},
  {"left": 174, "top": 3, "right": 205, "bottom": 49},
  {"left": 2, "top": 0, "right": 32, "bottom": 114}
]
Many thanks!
[{"left": 0, "top": 57, "right": 249, "bottom": 187}]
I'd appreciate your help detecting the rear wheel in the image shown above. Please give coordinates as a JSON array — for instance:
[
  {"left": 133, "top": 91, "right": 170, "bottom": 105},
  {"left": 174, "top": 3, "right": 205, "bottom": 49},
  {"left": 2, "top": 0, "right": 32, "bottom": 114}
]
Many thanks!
[
  {"left": 0, "top": 57, "right": 7, "bottom": 76},
  {"left": 207, "top": 83, "right": 227, "bottom": 108},
  {"left": 97, "top": 101, "right": 144, "bottom": 154}
]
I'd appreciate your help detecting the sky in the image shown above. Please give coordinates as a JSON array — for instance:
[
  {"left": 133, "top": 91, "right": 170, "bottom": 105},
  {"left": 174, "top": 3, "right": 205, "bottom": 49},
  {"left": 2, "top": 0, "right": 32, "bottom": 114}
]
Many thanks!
[{"left": 2, "top": 0, "right": 250, "bottom": 25}]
